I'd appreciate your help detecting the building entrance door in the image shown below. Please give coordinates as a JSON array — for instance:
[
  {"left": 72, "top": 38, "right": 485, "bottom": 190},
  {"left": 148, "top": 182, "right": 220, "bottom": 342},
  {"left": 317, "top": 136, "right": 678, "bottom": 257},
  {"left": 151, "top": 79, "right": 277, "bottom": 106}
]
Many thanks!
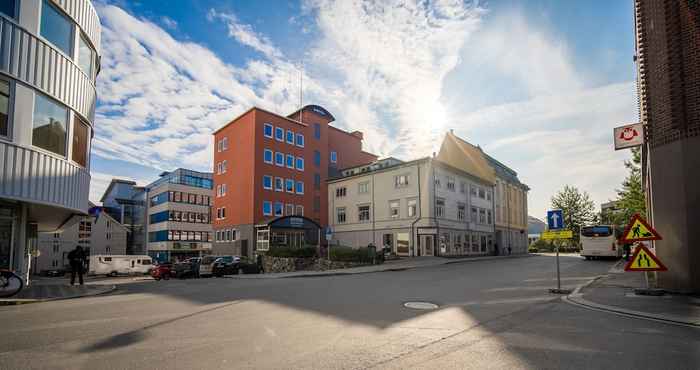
[
  {"left": 0, "top": 218, "right": 14, "bottom": 269},
  {"left": 421, "top": 235, "right": 434, "bottom": 256}
]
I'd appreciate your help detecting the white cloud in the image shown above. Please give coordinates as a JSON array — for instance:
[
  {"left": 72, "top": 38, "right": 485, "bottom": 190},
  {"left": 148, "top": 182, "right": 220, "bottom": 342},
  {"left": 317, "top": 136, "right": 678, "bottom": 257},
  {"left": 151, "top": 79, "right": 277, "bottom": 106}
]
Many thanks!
[
  {"left": 161, "top": 16, "right": 177, "bottom": 30},
  {"left": 207, "top": 9, "right": 283, "bottom": 60},
  {"left": 93, "top": 2, "right": 637, "bottom": 221}
]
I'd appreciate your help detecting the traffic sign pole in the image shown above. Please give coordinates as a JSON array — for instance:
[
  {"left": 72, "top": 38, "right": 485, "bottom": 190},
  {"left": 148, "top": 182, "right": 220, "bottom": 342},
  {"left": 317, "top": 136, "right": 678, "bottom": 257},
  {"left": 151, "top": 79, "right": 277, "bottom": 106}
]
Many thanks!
[{"left": 556, "top": 244, "right": 561, "bottom": 291}]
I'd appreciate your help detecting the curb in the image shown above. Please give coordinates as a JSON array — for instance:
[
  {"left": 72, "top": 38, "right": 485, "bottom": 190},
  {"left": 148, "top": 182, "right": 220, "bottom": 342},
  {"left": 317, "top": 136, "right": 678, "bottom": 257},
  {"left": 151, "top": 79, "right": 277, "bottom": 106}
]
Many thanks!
[
  {"left": 225, "top": 254, "right": 529, "bottom": 280},
  {"left": 562, "top": 276, "right": 700, "bottom": 329},
  {"left": 0, "top": 284, "right": 117, "bottom": 306}
]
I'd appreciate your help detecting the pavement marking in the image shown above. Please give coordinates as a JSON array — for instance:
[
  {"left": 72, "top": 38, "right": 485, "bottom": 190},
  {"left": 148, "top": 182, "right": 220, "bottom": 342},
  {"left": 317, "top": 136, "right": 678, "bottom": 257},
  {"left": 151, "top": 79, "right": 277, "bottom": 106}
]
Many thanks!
[{"left": 404, "top": 302, "right": 439, "bottom": 310}]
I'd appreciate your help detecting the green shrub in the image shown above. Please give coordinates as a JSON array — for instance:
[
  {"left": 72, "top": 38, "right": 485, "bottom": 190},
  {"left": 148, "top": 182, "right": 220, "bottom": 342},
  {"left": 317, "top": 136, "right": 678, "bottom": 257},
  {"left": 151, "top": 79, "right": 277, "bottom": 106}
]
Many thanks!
[
  {"left": 329, "top": 246, "right": 374, "bottom": 263},
  {"left": 266, "top": 246, "right": 317, "bottom": 258},
  {"left": 529, "top": 239, "right": 555, "bottom": 252}
]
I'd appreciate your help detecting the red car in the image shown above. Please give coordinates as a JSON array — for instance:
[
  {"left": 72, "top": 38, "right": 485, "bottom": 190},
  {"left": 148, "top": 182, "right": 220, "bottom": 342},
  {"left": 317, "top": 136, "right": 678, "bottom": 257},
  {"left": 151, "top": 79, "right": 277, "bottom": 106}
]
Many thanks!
[{"left": 150, "top": 263, "right": 172, "bottom": 281}]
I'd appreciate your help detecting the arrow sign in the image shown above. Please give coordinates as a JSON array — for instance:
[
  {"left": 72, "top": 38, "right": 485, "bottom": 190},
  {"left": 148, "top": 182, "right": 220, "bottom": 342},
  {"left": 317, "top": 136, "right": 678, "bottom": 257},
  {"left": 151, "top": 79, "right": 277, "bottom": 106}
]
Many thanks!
[{"left": 547, "top": 210, "right": 564, "bottom": 230}]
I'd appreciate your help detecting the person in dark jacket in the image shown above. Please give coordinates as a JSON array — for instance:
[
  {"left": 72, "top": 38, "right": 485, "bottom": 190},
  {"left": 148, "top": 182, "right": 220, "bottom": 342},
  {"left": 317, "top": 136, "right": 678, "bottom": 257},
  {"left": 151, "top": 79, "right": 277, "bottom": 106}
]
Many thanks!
[
  {"left": 67, "top": 246, "right": 86, "bottom": 285},
  {"left": 256, "top": 254, "right": 264, "bottom": 274}
]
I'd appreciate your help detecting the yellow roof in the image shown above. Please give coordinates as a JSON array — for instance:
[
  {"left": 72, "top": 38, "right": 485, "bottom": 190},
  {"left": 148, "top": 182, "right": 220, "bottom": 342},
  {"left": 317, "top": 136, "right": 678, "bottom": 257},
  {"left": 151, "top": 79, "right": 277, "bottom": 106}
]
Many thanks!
[{"left": 436, "top": 132, "right": 496, "bottom": 185}]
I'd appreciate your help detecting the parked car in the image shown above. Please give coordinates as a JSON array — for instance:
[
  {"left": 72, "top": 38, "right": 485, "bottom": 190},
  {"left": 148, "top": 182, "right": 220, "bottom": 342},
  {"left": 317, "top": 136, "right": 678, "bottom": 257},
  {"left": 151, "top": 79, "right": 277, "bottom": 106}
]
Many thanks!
[
  {"left": 173, "top": 257, "right": 201, "bottom": 279},
  {"left": 200, "top": 255, "right": 233, "bottom": 277},
  {"left": 150, "top": 263, "right": 172, "bottom": 281},
  {"left": 212, "top": 256, "right": 241, "bottom": 277}
]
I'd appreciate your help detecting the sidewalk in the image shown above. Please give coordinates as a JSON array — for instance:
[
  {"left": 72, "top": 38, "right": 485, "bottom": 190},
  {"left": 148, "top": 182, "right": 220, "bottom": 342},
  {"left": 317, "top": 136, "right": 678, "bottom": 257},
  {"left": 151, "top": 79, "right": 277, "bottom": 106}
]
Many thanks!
[
  {"left": 0, "top": 279, "right": 116, "bottom": 305},
  {"left": 227, "top": 254, "right": 529, "bottom": 279},
  {"left": 566, "top": 261, "right": 700, "bottom": 327}
]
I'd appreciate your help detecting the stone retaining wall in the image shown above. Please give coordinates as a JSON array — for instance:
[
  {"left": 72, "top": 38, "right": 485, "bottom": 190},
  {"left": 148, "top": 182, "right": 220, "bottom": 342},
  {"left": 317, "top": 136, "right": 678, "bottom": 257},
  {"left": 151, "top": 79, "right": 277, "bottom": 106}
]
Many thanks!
[{"left": 263, "top": 256, "right": 371, "bottom": 274}]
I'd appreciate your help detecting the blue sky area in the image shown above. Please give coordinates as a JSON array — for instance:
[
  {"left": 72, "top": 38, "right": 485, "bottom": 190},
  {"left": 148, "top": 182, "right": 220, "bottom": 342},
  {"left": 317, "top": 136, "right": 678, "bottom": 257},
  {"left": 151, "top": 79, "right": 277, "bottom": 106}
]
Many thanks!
[{"left": 91, "top": 0, "right": 638, "bottom": 219}]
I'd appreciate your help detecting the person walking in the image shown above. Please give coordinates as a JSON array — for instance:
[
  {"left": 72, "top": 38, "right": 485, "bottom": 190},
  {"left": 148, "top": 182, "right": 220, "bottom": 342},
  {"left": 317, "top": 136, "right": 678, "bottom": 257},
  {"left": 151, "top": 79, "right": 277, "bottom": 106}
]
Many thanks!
[{"left": 68, "top": 245, "right": 86, "bottom": 285}]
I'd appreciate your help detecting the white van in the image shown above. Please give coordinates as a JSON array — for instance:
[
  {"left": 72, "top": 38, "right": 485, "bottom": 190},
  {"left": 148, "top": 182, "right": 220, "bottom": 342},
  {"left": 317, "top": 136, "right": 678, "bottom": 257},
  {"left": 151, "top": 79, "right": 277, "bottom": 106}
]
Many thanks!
[
  {"left": 89, "top": 255, "right": 153, "bottom": 276},
  {"left": 580, "top": 226, "right": 623, "bottom": 259}
]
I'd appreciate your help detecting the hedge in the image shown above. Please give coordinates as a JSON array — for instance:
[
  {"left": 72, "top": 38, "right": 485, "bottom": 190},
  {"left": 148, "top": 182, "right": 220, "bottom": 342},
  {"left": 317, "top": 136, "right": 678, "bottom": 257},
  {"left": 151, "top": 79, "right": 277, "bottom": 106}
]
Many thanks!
[
  {"left": 329, "top": 246, "right": 375, "bottom": 263},
  {"left": 266, "top": 246, "right": 318, "bottom": 258}
]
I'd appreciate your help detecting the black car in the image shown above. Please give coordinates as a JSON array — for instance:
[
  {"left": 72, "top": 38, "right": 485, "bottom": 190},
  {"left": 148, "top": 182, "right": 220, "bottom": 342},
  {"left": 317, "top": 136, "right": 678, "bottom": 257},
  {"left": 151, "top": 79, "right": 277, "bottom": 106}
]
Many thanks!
[{"left": 212, "top": 256, "right": 241, "bottom": 277}]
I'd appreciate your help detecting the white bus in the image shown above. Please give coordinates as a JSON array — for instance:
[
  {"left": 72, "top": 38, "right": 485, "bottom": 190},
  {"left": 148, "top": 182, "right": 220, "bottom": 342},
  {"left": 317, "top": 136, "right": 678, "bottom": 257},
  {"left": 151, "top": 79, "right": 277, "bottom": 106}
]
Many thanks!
[
  {"left": 88, "top": 255, "right": 153, "bottom": 276},
  {"left": 580, "top": 225, "right": 622, "bottom": 260}
]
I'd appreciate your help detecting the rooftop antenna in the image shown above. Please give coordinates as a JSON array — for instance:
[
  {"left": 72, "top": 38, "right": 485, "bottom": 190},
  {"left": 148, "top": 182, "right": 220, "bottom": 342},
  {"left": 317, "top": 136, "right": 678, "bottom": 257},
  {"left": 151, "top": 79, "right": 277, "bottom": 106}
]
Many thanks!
[{"left": 299, "top": 61, "right": 303, "bottom": 125}]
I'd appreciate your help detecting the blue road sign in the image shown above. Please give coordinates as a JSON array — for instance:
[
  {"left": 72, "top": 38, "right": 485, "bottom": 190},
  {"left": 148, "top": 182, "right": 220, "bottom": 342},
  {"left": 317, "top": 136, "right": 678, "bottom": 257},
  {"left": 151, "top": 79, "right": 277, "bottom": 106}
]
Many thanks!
[{"left": 547, "top": 210, "right": 564, "bottom": 230}]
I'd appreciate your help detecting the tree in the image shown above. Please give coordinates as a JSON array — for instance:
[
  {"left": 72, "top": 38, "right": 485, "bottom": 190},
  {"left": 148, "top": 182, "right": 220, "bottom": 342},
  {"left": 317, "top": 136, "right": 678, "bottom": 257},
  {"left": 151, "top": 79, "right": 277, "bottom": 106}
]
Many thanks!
[
  {"left": 614, "top": 147, "right": 646, "bottom": 224},
  {"left": 551, "top": 185, "right": 596, "bottom": 245}
]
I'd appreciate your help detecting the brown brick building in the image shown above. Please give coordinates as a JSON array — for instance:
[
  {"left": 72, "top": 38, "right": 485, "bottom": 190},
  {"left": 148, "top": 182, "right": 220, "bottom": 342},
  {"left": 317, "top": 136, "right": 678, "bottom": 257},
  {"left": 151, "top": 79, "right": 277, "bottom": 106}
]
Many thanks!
[{"left": 634, "top": 0, "right": 699, "bottom": 292}]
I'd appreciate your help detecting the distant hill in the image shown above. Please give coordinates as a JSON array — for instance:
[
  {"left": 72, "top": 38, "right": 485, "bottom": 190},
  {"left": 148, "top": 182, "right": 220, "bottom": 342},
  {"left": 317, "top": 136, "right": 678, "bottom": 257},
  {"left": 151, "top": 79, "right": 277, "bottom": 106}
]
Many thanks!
[{"left": 528, "top": 216, "right": 546, "bottom": 234}]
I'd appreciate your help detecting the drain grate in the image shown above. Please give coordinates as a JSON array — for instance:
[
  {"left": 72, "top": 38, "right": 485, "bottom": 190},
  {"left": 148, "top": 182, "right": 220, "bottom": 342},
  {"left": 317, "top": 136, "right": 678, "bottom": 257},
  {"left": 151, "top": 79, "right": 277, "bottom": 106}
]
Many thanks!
[{"left": 403, "top": 301, "right": 439, "bottom": 310}]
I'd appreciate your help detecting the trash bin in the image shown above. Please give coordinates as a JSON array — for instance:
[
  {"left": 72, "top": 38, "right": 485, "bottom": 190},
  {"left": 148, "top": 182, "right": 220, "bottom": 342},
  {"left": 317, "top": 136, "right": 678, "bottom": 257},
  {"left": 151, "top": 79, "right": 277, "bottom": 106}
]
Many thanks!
[{"left": 367, "top": 244, "right": 377, "bottom": 264}]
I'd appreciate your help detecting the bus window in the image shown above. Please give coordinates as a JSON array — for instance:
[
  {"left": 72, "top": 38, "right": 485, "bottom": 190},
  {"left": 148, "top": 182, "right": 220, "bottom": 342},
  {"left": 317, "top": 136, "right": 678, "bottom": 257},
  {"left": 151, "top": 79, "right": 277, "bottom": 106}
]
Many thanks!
[{"left": 581, "top": 226, "right": 612, "bottom": 237}]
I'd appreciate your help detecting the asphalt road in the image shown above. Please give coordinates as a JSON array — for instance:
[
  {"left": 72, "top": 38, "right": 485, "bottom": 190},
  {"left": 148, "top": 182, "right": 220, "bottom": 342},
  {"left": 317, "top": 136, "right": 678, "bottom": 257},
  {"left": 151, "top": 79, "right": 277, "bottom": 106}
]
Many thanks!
[{"left": 1, "top": 254, "right": 699, "bottom": 369}]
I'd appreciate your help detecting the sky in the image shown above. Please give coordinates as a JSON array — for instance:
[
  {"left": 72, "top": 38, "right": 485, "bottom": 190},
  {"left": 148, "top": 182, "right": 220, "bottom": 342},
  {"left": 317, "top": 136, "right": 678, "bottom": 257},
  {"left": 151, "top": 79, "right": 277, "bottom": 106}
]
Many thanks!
[{"left": 90, "top": 0, "right": 638, "bottom": 220}]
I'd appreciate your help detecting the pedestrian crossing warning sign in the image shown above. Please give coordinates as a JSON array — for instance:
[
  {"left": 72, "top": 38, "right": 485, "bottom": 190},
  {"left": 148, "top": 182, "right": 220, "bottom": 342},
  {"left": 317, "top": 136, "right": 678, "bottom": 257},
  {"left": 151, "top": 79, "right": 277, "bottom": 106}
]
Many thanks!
[
  {"left": 620, "top": 214, "right": 662, "bottom": 243},
  {"left": 624, "top": 245, "right": 667, "bottom": 272}
]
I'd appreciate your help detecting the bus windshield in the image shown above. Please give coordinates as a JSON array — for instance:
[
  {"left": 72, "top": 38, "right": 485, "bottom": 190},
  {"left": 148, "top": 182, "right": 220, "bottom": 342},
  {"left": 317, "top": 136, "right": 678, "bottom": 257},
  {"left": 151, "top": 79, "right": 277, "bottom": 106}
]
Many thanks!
[{"left": 581, "top": 226, "right": 613, "bottom": 237}]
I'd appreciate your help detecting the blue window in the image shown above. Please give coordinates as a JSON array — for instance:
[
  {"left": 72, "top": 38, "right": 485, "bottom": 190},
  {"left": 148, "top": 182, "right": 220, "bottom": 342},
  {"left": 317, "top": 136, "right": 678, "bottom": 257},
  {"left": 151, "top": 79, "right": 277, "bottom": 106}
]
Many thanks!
[
  {"left": 314, "top": 150, "right": 321, "bottom": 166},
  {"left": 150, "top": 192, "right": 169, "bottom": 207},
  {"left": 275, "top": 127, "right": 284, "bottom": 141},
  {"left": 41, "top": 0, "right": 73, "bottom": 56},
  {"left": 286, "top": 130, "right": 294, "bottom": 144},
  {"left": 314, "top": 173, "right": 321, "bottom": 190},
  {"left": 275, "top": 152, "right": 284, "bottom": 166},
  {"left": 274, "top": 202, "right": 284, "bottom": 216},
  {"left": 296, "top": 181, "right": 304, "bottom": 195},
  {"left": 263, "top": 175, "right": 272, "bottom": 190},
  {"left": 330, "top": 151, "right": 337, "bottom": 163},
  {"left": 263, "top": 201, "right": 272, "bottom": 216},
  {"left": 296, "top": 157, "right": 304, "bottom": 171},
  {"left": 0, "top": 1, "right": 16, "bottom": 18},
  {"left": 285, "top": 179, "right": 295, "bottom": 193},
  {"left": 314, "top": 123, "right": 321, "bottom": 139},
  {"left": 149, "top": 211, "right": 169, "bottom": 224},
  {"left": 148, "top": 230, "right": 169, "bottom": 242},
  {"left": 296, "top": 133, "right": 304, "bottom": 147},
  {"left": 263, "top": 123, "right": 273, "bottom": 138},
  {"left": 275, "top": 177, "right": 284, "bottom": 191},
  {"left": 264, "top": 149, "right": 273, "bottom": 164},
  {"left": 286, "top": 154, "right": 294, "bottom": 168}
]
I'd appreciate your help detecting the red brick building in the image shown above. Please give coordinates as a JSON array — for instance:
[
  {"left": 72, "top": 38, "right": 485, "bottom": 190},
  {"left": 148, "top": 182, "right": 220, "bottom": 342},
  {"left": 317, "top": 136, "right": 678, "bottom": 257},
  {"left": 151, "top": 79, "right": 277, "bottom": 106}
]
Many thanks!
[
  {"left": 212, "top": 105, "right": 377, "bottom": 257},
  {"left": 634, "top": 0, "right": 699, "bottom": 292}
]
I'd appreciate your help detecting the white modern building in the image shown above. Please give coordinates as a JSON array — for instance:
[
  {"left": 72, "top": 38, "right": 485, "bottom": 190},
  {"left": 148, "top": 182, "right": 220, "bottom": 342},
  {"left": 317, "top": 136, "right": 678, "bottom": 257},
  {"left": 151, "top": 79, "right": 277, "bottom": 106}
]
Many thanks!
[
  {"left": 0, "top": 0, "right": 101, "bottom": 280},
  {"left": 327, "top": 133, "right": 498, "bottom": 257},
  {"left": 34, "top": 202, "right": 127, "bottom": 274}
]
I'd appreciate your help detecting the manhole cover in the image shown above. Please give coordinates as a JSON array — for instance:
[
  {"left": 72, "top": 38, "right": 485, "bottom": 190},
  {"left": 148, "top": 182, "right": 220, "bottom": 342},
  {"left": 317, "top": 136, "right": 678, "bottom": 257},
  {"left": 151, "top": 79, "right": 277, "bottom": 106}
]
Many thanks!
[{"left": 404, "top": 301, "right": 439, "bottom": 310}]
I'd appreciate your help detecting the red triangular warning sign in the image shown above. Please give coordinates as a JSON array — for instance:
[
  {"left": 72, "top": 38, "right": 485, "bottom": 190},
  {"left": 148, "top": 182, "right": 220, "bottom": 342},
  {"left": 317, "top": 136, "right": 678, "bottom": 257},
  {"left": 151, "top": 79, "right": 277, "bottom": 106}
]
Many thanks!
[
  {"left": 620, "top": 214, "right": 662, "bottom": 243},
  {"left": 624, "top": 245, "right": 668, "bottom": 272}
]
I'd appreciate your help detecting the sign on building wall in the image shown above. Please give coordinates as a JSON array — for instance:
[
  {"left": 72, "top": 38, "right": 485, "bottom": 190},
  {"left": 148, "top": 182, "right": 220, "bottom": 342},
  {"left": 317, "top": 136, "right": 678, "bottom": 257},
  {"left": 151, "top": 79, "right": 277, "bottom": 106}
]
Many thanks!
[{"left": 613, "top": 123, "right": 644, "bottom": 150}]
